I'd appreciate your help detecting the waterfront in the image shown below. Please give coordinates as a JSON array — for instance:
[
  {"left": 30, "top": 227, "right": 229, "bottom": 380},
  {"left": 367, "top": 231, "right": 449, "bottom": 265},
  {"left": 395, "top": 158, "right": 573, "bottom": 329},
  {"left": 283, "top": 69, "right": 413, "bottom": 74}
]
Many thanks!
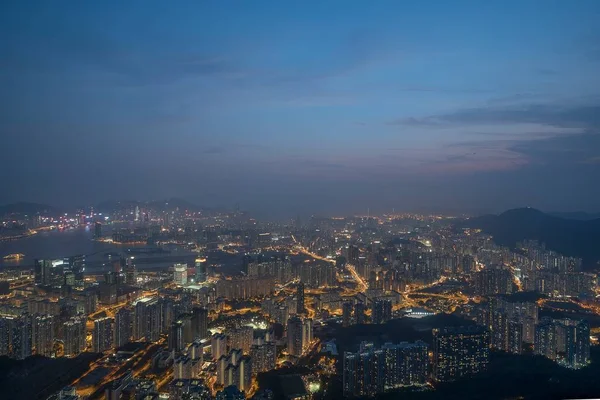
[{"left": 0, "top": 225, "right": 196, "bottom": 272}]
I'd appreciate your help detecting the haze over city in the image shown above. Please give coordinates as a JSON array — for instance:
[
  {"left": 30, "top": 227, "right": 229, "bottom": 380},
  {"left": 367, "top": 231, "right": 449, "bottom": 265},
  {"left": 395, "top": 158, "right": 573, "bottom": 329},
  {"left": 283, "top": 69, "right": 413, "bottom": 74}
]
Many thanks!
[
  {"left": 4, "top": 2, "right": 600, "bottom": 400},
  {"left": 1, "top": 1, "right": 600, "bottom": 217}
]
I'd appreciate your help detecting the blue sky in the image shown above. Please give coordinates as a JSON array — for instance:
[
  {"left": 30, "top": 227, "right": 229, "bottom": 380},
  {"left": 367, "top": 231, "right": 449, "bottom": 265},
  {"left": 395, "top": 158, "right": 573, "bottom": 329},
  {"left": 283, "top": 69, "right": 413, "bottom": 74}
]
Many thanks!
[{"left": 1, "top": 1, "right": 599, "bottom": 216}]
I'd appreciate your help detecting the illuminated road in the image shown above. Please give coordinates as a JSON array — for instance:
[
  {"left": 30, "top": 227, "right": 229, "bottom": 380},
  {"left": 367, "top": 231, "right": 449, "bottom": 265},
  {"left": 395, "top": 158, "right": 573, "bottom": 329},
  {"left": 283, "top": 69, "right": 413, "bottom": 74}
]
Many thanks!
[{"left": 345, "top": 264, "right": 368, "bottom": 292}]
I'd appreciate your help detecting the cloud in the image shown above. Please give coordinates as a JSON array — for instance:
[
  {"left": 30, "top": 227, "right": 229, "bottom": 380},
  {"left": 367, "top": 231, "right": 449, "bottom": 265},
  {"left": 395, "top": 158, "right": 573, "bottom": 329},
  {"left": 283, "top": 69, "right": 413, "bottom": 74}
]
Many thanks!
[
  {"left": 393, "top": 100, "right": 600, "bottom": 129},
  {"left": 202, "top": 146, "right": 226, "bottom": 155}
]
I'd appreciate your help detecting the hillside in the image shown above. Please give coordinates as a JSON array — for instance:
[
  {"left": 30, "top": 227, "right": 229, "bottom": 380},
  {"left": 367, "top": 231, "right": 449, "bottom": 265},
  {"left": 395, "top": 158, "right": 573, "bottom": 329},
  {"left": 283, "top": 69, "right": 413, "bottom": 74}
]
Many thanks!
[
  {"left": 461, "top": 208, "right": 600, "bottom": 269},
  {"left": 0, "top": 202, "right": 57, "bottom": 217}
]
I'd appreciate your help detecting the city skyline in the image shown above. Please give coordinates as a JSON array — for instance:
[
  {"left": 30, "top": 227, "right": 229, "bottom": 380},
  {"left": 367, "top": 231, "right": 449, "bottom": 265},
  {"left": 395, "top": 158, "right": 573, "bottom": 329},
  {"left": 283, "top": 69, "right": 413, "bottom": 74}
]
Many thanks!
[{"left": 1, "top": 1, "right": 600, "bottom": 216}]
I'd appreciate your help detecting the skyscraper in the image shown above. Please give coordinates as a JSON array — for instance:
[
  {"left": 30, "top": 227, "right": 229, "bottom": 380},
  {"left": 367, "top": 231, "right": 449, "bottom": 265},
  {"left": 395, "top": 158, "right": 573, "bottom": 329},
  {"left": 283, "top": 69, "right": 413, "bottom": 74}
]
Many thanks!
[
  {"left": 432, "top": 326, "right": 490, "bottom": 382},
  {"left": 211, "top": 333, "right": 228, "bottom": 360},
  {"left": 124, "top": 257, "right": 137, "bottom": 285},
  {"left": 372, "top": 300, "right": 392, "bottom": 324},
  {"left": 173, "top": 264, "right": 188, "bottom": 286},
  {"left": 287, "top": 316, "right": 303, "bottom": 357},
  {"left": 12, "top": 315, "right": 32, "bottom": 360},
  {"left": 133, "top": 297, "right": 161, "bottom": 342},
  {"left": 169, "top": 321, "right": 184, "bottom": 353},
  {"left": 355, "top": 302, "right": 366, "bottom": 325},
  {"left": 173, "top": 356, "right": 193, "bottom": 380},
  {"left": 229, "top": 325, "right": 253, "bottom": 354},
  {"left": 34, "top": 259, "right": 52, "bottom": 286},
  {"left": 251, "top": 341, "right": 276, "bottom": 373},
  {"left": 195, "top": 258, "right": 207, "bottom": 283},
  {"left": 302, "top": 318, "right": 313, "bottom": 351},
  {"left": 114, "top": 308, "right": 132, "bottom": 349},
  {"left": 0, "top": 317, "right": 10, "bottom": 356},
  {"left": 63, "top": 317, "right": 86, "bottom": 357},
  {"left": 342, "top": 302, "right": 353, "bottom": 327},
  {"left": 192, "top": 307, "right": 209, "bottom": 341},
  {"left": 342, "top": 345, "right": 386, "bottom": 397},
  {"left": 94, "top": 221, "right": 102, "bottom": 238},
  {"left": 296, "top": 283, "right": 305, "bottom": 314},
  {"left": 381, "top": 341, "right": 429, "bottom": 389},
  {"left": 32, "top": 314, "right": 55, "bottom": 357},
  {"left": 564, "top": 319, "right": 590, "bottom": 369},
  {"left": 535, "top": 318, "right": 590, "bottom": 369},
  {"left": 93, "top": 317, "right": 114, "bottom": 353}
]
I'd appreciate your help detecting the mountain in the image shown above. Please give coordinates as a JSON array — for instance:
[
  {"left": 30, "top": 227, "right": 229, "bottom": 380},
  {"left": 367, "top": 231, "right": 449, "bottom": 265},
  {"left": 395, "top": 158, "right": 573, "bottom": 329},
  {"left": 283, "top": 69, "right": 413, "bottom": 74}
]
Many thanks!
[
  {"left": 461, "top": 208, "right": 600, "bottom": 269},
  {"left": 548, "top": 211, "right": 600, "bottom": 221},
  {"left": 96, "top": 198, "right": 204, "bottom": 213},
  {"left": 0, "top": 202, "right": 57, "bottom": 217}
]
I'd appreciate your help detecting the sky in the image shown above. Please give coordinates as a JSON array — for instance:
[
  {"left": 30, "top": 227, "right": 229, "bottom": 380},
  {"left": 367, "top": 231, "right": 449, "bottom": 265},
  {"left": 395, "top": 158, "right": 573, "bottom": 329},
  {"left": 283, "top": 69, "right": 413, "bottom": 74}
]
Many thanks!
[{"left": 1, "top": 1, "right": 599, "bottom": 217}]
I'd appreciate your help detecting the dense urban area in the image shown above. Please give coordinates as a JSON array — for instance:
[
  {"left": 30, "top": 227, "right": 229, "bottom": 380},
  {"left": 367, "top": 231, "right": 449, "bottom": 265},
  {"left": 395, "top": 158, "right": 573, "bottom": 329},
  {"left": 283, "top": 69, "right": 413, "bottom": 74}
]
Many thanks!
[{"left": 1, "top": 201, "right": 599, "bottom": 400}]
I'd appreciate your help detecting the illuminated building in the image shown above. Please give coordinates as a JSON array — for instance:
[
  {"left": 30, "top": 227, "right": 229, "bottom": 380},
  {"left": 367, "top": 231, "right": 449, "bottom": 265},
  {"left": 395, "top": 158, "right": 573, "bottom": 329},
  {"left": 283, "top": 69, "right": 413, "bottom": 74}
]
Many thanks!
[
  {"left": 216, "top": 385, "right": 245, "bottom": 400},
  {"left": 507, "top": 319, "right": 524, "bottom": 354},
  {"left": 34, "top": 259, "right": 52, "bottom": 286},
  {"left": 195, "top": 258, "right": 207, "bottom": 283},
  {"left": 174, "top": 356, "right": 193, "bottom": 380},
  {"left": 235, "top": 355, "right": 252, "bottom": 391},
  {"left": 372, "top": 300, "right": 392, "bottom": 324},
  {"left": 287, "top": 316, "right": 303, "bottom": 356},
  {"left": 0, "top": 317, "right": 10, "bottom": 356},
  {"left": 11, "top": 315, "right": 33, "bottom": 360},
  {"left": 342, "top": 302, "right": 353, "bottom": 327},
  {"left": 173, "top": 264, "right": 188, "bottom": 286},
  {"left": 229, "top": 325, "right": 253, "bottom": 354},
  {"left": 383, "top": 341, "right": 429, "bottom": 387},
  {"left": 169, "top": 321, "right": 185, "bottom": 353},
  {"left": 215, "top": 276, "right": 274, "bottom": 300},
  {"left": 114, "top": 307, "right": 132, "bottom": 348},
  {"left": 273, "top": 305, "right": 289, "bottom": 325},
  {"left": 217, "top": 349, "right": 247, "bottom": 388},
  {"left": 475, "top": 267, "right": 514, "bottom": 296},
  {"left": 63, "top": 317, "right": 86, "bottom": 357},
  {"left": 212, "top": 333, "right": 228, "bottom": 360},
  {"left": 535, "top": 318, "right": 590, "bottom": 369},
  {"left": 32, "top": 314, "right": 55, "bottom": 357},
  {"left": 461, "top": 255, "right": 475, "bottom": 274},
  {"left": 124, "top": 257, "right": 137, "bottom": 285},
  {"left": 251, "top": 341, "right": 276, "bottom": 373},
  {"left": 534, "top": 318, "right": 558, "bottom": 360},
  {"left": 189, "top": 340, "right": 204, "bottom": 362},
  {"left": 297, "top": 283, "right": 305, "bottom": 314},
  {"left": 261, "top": 297, "right": 274, "bottom": 318},
  {"left": 564, "top": 319, "right": 590, "bottom": 369},
  {"left": 355, "top": 302, "right": 366, "bottom": 325},
  {"left": 169, "top": 379, "right": 211, "bottom": 400},
  {"left": 342, "top": 345, "right": 385, "bottom": 397},
  {"left": 192, "top": 307, "right": 209, "bottom": 340},
  {"left": 432, "top": 325, "right": 490, "bottom": 382},
  {"left": 94, "top": 221, "right": 102, "bottom": 238},
  {"left": 133, "top": 297, "right": 161, "bottom": 342},
  {"left": 93, "top": 317, "right": 114, "bottom": 353},
  {"left": 302, "top": 318, "right": 313, "bottom": 351},
  {"left": 298, "top": 263, "right": 336, "bottom": 287}
]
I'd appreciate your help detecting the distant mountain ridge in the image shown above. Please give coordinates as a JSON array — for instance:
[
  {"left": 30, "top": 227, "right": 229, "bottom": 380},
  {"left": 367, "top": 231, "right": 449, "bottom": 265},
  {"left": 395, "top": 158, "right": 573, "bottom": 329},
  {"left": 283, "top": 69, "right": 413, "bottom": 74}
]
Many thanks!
[
  {"left": 461, "top": 207, "right": 600, "bottom": 269},
  {"left": 96, "top": 197, "right": 204, "bottom": 213},
  {"left": 548, "top": 211, "right": 600, "bottom": 221},
  {"left": 0, "top": 202, "right": 57, "bottom": 217}
]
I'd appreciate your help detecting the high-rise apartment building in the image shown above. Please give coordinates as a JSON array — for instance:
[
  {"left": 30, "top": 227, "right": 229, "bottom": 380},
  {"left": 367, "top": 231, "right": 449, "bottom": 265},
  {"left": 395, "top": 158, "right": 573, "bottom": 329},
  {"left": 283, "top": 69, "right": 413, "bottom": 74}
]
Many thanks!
[
  {"left": 133, "top": 297, "right": 161, "bottom": 342},
  {"left": 114, "top": 307, "right": 132, "bottom": 349},
  {"left": 32, "top": 314, "right": 55, "bottom": 357},
  {"left": 63, "top": 317, "right": 86, "bottom": 357},
  {"left": 296, "top": 283, "right": 305, "bottom": 314},
  {"left": 287, "top": 316, "right": 304, "bottom": 357},
  {"left": 93, "top": 317, "right": 114, "bottom": 353},
  {"left": 432, "top": 326, "right": 490, "bottom": 382}
]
